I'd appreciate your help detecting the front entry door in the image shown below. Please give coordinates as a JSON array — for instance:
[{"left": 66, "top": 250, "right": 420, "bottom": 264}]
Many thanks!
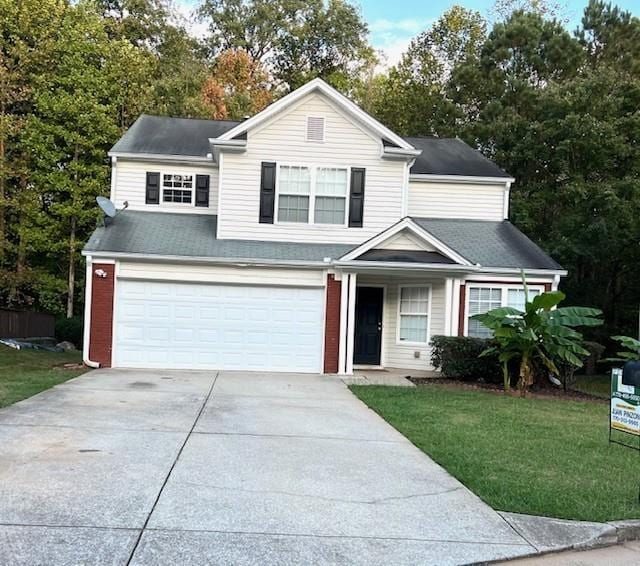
[{"left": 354, "top": 286, "right": 383, "bottom": 365}]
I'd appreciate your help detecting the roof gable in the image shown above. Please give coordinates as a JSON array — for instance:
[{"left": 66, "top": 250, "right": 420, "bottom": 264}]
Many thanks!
[
  {"left": 339, "top": 218, "right": 472, "bottom": 266},
  {"left": 217, "top": 78, "right": 414, "bottom": 151}
]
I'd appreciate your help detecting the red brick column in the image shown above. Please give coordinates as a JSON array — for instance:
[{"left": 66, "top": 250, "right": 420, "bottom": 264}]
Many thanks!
[
  {"left": 323, "top": 274, "right": 342, "bottom": 374},
  {"left": 458, "top": 284, "right": 466, "bottom": 337},
  {"left": 88, "top": 263, "right": 115, "bottom": 367}
]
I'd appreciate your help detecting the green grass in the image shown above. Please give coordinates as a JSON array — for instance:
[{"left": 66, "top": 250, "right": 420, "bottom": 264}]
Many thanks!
[
  {"left": 351, "top": 384, "right": 640, "bottom": 522},
  {"left": 572, "top": 374, "right": 611, "bottom": 399},
  {"left": 0, "top": 346, "right": 88, "bottom": 408}
]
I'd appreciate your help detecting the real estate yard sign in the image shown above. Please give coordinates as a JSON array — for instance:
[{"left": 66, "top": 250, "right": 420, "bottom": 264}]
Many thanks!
[{"left": 611, "top": 368, "right": 640, "bottom": 437}]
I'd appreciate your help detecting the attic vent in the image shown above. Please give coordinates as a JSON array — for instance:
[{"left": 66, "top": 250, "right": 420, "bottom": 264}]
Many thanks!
[{"left": 306, "top": 116, "right": 325, "bottom": 142}]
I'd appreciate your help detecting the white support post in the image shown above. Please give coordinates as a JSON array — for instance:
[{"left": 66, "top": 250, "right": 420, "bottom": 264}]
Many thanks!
[
  {"left": 345, "top": 273, "right": 357, "bottom": 375},
  {"left": 451, "top": 279, "right": 462, "bottom": 337},
  {"left": 444, "top": 278, "right": 453, "bottom": 336},
  {"left": 338, "top": 271, "right": 349, "bottom": 374}
]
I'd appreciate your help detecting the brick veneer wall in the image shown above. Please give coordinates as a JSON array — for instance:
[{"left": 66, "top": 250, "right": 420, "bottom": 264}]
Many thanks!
[
  {"left": 323, "top": 274, "right": 342, "bottom": 374},
  {"left": 88, "top": 263, "right": 115, "bottom": 367}
]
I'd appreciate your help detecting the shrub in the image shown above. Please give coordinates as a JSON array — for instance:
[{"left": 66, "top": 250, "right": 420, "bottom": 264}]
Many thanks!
[
  {"left": 431, "top": 335, "right": 502, "bottom": 383},
  {"left": 55, "top": 316, "right": 83, "bottom": 347}
]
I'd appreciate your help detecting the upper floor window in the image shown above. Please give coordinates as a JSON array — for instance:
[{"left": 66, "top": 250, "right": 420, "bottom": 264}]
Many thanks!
[
  {"left": 277, "top": 166, "right": 311, "bottom": 222},
  {"left": 276, "top": 165, "right": 348, "bottom": 225},
  {"left": 467, "top": 285, "right": 542, "bottom": 338},
  {"left": 163, "top": 174, "right": 193, "bottom": 204},
  {"left": 315, "top": 168, "right": 347, "bottom": 224}
]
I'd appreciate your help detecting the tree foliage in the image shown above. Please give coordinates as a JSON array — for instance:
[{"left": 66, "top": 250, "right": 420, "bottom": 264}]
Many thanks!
[
  {"left": 197, "top": 0, "right": 374, "bottom": 92},
  {"left": 201, "top": 49, "right": 272, "bottom": 120}
]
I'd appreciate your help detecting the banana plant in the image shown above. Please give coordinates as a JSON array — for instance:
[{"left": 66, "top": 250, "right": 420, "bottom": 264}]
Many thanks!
[
  {"left": 607, "top": 336, "right": 640, "bottom": 362},
  {"left": 471, "top": 279, "right": 603, "bottom": 396}
]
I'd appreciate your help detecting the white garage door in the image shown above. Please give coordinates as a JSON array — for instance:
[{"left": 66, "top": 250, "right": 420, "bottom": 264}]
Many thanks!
[{"left": 114, "top": 280, "right": 324, "bottom": 372}]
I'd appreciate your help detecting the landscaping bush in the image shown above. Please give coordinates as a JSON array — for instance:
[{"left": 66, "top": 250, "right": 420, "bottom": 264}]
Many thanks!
[
  {"left": 431, "top": 335, "right": 502, "bottom": 383},
  {"left": 55, "top": 316, "right": 83, "bottom": 347}
]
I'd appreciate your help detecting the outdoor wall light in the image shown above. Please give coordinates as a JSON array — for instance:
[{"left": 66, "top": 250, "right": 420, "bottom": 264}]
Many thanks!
[{"left": 94, "top": 269, "right": 108, "bottom": 278}]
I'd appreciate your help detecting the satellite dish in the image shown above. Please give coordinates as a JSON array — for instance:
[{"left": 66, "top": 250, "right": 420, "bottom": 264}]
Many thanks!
[{"left": 96, "top": 196, "right": 117, "bottom": 218}]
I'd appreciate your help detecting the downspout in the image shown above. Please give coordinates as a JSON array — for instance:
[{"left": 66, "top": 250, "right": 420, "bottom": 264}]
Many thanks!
[{"left": 82, "top": 256, "right": 101, "bottom": 368}]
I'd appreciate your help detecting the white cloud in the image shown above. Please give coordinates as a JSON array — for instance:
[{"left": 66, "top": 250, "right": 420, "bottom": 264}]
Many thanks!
[
  {"left": 172, "top": 0, "right": 208, "bottom": 40},
  {"left": 369, "top": 18, "right": 433, "bottom": 70},
  {"left": 369, "top": 18, "right": 429, "bottom": 34}
]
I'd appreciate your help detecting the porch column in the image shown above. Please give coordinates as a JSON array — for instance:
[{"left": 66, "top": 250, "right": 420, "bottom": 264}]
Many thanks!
[
  {"left": 450, "top": 278, "right": 463, "bottom": 336},
  {"left": 444, "top": 278, "right": 454, "bottom": 336},
  {"left": 338, "top": 271, "right": 357, "bottom": 375}
]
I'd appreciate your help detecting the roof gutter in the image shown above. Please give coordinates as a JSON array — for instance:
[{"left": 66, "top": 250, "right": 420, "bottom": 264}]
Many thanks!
[
  {"left": 81, "top": 249, "right": 334, "bottom": 269},
  {"left": 208, "top": 138, "right": 247, "bottom": 152},
  {"left": 108, "top": 151, "right": 214, "bottom": 164},
  {"left": 82, "top": 251, "right": 566, "bottom": 277},
  {"left": 382, "top": 147, "right": 423, "bottom": 161},
  {"left": 409, "top": 174, "right": 515, "bottom": 184}
]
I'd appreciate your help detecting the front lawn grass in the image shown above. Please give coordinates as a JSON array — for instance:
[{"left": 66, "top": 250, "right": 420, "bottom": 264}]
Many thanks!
[
  {"left": 0, "top": 346, "right": 88, "bottom": 408},
  {"left": 572, "top": 374, "right": 610, "bottom": 399},
  {"left": 351, "top": 384, "right": 639, "bottom": 523}
]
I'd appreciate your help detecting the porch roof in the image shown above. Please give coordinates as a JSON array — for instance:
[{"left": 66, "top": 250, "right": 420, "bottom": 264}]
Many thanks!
[{"left": 411, "top": 218, "right": 563, "bottom": 270}]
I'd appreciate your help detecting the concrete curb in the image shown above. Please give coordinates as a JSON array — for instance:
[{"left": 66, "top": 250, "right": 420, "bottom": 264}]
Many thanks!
[{"left": 484, "top": 513, "right": 640, "bottom": 563}]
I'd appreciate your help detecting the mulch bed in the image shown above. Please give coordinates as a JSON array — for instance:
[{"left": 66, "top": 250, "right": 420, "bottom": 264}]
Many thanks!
[{"left": 409, "top": 376, "right": 607, "bottom": 403}]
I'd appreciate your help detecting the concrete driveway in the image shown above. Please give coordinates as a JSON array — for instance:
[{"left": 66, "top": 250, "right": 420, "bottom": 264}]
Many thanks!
[{"left": 0, "top": 369, "right": 535, "bottom": 565}]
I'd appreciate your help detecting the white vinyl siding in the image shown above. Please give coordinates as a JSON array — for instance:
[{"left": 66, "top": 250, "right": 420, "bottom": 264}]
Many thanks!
[
  {"left": 408, "top": 180, "right": 506, "bottom": 221},
  {"left": 117, "top": 262, "right": 325, "bottom": 287},
  {"left": 466, "top": 284, "right": 543, "bottom": 338},
  {"left": 111, "top": 160, "right": 218, "bottom": 214},
  {"left": 356, "top": 276, "right": 446, "bottom": 371},
  {"left": 218, "top": 92, "right": 406, "bottom": 244}
]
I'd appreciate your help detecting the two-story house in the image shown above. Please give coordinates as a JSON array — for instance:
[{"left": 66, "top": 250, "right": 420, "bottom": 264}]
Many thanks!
[{"left": 82, "top": 78, "right": 565, "bottom": 374}]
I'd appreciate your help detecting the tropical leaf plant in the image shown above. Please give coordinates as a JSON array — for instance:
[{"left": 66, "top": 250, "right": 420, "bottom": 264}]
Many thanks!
[
  {"left": 606, "top": 336, "right": 640, "bottom": 363},
  {"left": 471, "top": 278, "right": 603, "bottom": 396}
]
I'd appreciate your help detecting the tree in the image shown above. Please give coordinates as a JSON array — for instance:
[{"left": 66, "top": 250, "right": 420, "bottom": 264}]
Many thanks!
[
  {"left": 579, "top": 0, "right": 640, "bottom": 75},
  {"left": 201, "top": 49, "right": 272, "bottom": 120},
  {"left": 491, "top": 0, "right": 565, "bottom": 21},
  {"left": 473, "top": 284, "right": 603, "bottom": 395},
  {"left": 197, "top": 0, "right": 374, "bottom": 91},
  {"left": 370, "top": 6, "right": 486, "bottom": 136}
]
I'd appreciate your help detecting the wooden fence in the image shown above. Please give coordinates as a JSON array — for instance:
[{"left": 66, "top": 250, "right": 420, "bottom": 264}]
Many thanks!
[{"left": 0, "top": 309, "right": 55, "bottom": 338}]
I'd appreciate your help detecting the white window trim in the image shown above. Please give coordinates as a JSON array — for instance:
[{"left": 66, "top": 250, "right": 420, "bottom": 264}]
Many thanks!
[
  {"left": 396, "top": 284, "right": 432, "bottom": 347},
  {"left": 274, "top": 162, "right": 350, "bottom": 227},
  {"left": 154, "top": 170, "right": 204, "bottom": 209},
  {"left": 305, "top": 115, "right": 326, "bottom": 143},
  {"left": 464, "top": 283, "right": 546, "bottom": 337}
]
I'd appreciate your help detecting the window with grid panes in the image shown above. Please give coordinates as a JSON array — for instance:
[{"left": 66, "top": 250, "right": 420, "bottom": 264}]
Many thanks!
[{"left": 398, "top": 286, "right": 430, "bottom": 344}]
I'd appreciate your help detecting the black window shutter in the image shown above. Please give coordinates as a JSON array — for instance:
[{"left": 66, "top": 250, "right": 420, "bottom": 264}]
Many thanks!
[
  {"left": 195, "top": 174, "right": 210, "bottom": 207},
  {"left": 259, "top": 162, "right": 276, "bottom": 224},
  {"left": 349, "top": 168, "right": 365, "bottom": 227},
  {"left": 146, "top": 172, "right": 160, "bottom": 204}
]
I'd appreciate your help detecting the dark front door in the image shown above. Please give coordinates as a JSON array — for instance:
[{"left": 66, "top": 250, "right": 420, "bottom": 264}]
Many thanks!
[{"left": 354, "top": 286, "right": 383, "bottom": 365}]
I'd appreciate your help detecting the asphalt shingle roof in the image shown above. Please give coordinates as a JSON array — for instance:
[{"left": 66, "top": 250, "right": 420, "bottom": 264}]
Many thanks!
[
  {"left": 110, "top": 115, "right": 510, "bottom": 178},
  {"left": 405, "top": 137, "right": 511, "bottom": 178},
  {"left": 84, "top": 210, "right": 561, "bottom": 271},
  {"left": 411, "top": 217, "right": 563, "bottom": 270},
  {"left": 84, "top": 210, "right": 354, "bottom": 262},
  {"left": 110, "top": 115, "right": 239, "bottom": 158}
]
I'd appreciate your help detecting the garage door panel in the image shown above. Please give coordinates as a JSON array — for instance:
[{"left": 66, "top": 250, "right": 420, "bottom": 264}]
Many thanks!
[{"left": 114, "top": 280, "right": 323, "bottom": 372}]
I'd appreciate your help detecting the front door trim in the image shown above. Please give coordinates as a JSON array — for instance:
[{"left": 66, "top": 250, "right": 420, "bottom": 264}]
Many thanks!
[{"left": 353, "top": 285, "right": 385, "bottom": 366}]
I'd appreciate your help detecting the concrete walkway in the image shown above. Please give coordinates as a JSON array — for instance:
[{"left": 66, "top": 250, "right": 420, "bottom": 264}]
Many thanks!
[{"left": 0, "top": 369, "right": 536, "bottom": 565}]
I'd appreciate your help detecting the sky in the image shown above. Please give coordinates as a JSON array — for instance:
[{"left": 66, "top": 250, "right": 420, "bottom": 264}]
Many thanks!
[{"left": 177, "top": 0, "right": 640, "bottom": 66}]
